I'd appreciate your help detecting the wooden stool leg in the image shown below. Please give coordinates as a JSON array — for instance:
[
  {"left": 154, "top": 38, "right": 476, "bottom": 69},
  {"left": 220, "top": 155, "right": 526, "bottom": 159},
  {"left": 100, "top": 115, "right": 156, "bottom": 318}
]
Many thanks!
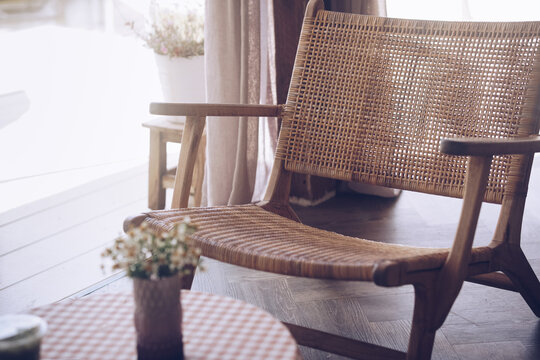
[
  {"left": 148, "top": 129, "right": 166, "bottom": 210},
  {"left": 193, "top": 134, "right": 206, "bottom": 207}
]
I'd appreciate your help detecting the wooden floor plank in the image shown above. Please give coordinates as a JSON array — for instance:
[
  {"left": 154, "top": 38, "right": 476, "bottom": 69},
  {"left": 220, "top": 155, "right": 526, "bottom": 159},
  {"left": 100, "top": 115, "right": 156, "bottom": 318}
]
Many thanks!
[
  {"left": 0, "top": 165, "right": 145, "bottom": 225},
  {"left": 227, "top": 278, "right": 299, "bottom": 324},
  {"left": 453, "top": 341, "right": 529, "bottom": 360},
  {"left": 0, "top": 166, "right": 148, "bottom": 314},
  {"left": 0, "top": 165, "right": 147, "bottom": 255},
  {"left": 287, "top": 277, "right": 413, "bottom": 303},
  {"left": 0, "top": 245, "right": 122, "bottom": 314},
  {"left": 0, "top": 198, "right": 146, "bottom": 290}
]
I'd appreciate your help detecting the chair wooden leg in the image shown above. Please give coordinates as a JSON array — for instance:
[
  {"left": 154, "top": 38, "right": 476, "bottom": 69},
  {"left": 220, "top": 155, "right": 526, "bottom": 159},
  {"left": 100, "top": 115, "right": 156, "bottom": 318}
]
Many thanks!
[
  {"left": 406, "top": 283, "right": 439, "bottom": 360},
  {"left": 499, "top": 247, "right": 540, "bottom": 317},
  {"left": 284, "top": 322, "right": 406, "bottom": 360}
]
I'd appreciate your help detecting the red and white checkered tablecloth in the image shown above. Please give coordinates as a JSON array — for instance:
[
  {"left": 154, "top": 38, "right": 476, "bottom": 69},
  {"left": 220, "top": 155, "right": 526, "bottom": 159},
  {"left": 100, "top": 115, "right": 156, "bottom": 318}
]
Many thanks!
[{"left": 28, "top": 290, "right": 300, "bottom": 360}]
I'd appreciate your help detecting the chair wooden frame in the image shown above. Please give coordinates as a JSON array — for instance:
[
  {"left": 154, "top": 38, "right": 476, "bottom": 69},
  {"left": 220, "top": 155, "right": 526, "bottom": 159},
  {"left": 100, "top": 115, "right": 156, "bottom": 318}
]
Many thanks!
[{"left": 126, "top": 2, "right": 540, "bottom": 359}]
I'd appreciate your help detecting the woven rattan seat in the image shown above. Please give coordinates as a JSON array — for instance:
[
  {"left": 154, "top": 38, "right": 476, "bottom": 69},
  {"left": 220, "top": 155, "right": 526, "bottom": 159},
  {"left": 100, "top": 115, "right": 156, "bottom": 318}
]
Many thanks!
[
  {"left": 126, "top": 1, "right": 540, "bottom": 358},
  {"left": 144, "top": 204, "right": 491, "bottom": 281}
]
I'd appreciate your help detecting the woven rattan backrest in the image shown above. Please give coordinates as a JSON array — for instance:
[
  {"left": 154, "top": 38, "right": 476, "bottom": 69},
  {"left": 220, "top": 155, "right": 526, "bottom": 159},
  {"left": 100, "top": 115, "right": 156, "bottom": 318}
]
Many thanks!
[{"left": 276, "top": 11, "right": 540, "bottom": 203}]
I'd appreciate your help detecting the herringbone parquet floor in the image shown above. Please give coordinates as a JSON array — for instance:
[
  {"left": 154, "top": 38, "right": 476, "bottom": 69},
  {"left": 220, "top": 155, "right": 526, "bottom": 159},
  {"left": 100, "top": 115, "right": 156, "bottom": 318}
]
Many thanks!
[{"left": 189, "top": 167, "right": 540, "bottom": 359}]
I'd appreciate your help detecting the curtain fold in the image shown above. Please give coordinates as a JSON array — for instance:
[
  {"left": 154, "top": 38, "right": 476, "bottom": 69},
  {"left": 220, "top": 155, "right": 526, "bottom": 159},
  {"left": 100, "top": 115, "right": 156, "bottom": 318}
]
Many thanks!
[
  {"left": 325, "top": 0, "right": 386, "bottom": 15},
  {"left": 204, "top": 0, "right": 273, "bottom": 206},
  {"left": 203, "top": 0, "right": 388, "bottom": 207}
]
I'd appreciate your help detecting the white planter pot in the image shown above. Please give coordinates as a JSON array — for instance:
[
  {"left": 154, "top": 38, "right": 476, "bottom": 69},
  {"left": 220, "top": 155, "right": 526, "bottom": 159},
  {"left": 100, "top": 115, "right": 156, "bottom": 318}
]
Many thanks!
[{"left": 154, "top": 54, "right": 205, "bottom": 124}]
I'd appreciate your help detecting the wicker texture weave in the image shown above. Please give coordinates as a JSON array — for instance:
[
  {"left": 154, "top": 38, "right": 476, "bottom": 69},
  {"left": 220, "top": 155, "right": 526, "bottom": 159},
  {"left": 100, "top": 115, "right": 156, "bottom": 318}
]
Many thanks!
[
  {"left": 276, "top": 12, "right": 540, "bottom": 203},
  {"left": 143, "top": 205, "right": 491, "bottom": 281}
]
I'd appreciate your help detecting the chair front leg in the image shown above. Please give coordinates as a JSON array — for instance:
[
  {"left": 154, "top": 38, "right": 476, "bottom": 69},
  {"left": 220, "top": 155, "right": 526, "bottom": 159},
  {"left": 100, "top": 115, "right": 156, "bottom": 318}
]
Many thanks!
[
  {"left": 407, "top": 280, "right": 438, "bottom": 360},
  {"left": 434, "top": 155, "right": 492, "bottom": 325},
  {"left": 171, "top": 116, "right": 206, "bottom": 209}
]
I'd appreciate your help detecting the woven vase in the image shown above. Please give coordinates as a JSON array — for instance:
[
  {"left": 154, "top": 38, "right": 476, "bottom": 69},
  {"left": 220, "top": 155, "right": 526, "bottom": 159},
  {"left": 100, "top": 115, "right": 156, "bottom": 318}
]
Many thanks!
[{"left": 133, "top": 276, "right": 183, "bottom": 360}]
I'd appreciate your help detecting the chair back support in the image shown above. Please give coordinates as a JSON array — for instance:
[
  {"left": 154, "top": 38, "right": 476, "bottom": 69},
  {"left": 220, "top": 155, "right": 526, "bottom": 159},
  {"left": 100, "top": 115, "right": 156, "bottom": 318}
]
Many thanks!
[{"left": 276, "top": 11, "right": 540, "bottom": 204}]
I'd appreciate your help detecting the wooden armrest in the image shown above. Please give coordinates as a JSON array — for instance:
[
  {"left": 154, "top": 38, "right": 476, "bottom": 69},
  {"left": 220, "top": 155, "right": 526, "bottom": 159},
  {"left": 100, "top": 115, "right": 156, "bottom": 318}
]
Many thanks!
[
  {"left": 441, "top": 135, "right": 540, "bottom": 156},
  {"left": 150, "top": 102, "right": 283, "bottom": 117},
  {"left": 153, "top": 103, "right": 282, "bottom": 209}
]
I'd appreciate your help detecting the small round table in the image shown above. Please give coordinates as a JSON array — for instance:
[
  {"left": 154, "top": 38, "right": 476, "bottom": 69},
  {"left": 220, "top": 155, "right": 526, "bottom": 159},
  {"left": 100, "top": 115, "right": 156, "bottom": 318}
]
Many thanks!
[{"left": 28, "top": 290, "right": 300, "bottom": 360}]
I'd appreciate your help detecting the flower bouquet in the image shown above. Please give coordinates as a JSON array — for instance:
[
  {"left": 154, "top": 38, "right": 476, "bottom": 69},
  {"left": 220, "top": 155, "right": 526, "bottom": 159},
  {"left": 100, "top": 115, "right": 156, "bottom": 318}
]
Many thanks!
[{"left": 102, "top": 219, "right": 201, "bottom": 360}]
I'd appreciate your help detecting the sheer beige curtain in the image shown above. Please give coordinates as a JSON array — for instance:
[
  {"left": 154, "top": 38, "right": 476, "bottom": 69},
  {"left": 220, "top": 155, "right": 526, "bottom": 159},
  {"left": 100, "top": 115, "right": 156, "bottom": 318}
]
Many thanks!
[
  {"left": 203, "top": 0, "right": 390, "bottom": 207},
  {"left": 203, "top": 0, "right": 276, "bottom": 206},
  {"left": 326, "top": 0, "right": 386, "bottom": 15}
]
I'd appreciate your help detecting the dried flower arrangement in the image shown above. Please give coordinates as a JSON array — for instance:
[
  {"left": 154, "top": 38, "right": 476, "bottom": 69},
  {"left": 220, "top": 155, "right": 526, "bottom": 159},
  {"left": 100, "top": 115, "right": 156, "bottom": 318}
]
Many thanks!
[
  {"left": 127, "top": 1, "right": 204, "bottom": 58},
  {"left": 102, "top": 219, "right": 201, "bottom": 279}
]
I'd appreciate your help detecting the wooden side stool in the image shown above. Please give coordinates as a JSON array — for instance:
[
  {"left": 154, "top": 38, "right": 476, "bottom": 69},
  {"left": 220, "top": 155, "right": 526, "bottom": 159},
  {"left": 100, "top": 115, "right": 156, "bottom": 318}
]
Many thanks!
[{"left": 143, "top": 117, "right": 205, "bottom": 209}]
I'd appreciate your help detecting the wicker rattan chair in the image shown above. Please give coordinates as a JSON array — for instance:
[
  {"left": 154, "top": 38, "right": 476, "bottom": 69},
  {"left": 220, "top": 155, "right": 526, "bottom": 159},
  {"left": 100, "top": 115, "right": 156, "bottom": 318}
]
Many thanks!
[{"left": 126, "top": 1, "right": 540, "bottom": 358}]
